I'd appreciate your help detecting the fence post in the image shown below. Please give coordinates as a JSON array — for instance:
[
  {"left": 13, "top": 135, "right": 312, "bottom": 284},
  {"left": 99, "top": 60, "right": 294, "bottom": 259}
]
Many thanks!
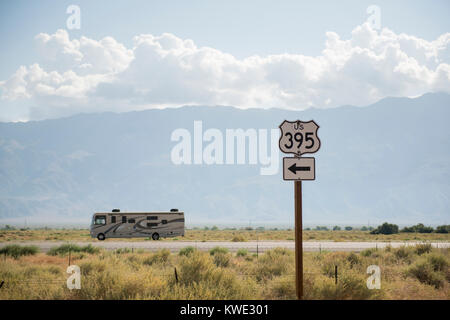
[
  {"left": 256, "top": 237, "right": 259, "bottom": 259},
  {"left": 0, "top": 280, "right": 4, "bottom": 289},
  {"left": 68, "top": 249, "right": 71, "bottom": 266},
  {"left": 174, "top": 267, "right": 179, "bottom": 284},
  {"left": 319, "top": 243, "right": 321, "bottom": 254},
  {"left": 335, "top": 265, "right": 338, "bottom": 285}
]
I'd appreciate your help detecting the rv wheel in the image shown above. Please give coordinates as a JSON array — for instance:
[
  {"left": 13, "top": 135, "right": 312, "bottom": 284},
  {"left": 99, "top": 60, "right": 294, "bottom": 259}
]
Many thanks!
[
  {"left": 97, "top": 233, "right": 105, "bottom": 241},
  {"left": 152, "top": 233, "right": 160, "bottom": 240}
]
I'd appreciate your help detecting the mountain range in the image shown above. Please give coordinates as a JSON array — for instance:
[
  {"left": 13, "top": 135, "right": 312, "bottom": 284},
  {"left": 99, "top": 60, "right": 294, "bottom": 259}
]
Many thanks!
[{"left": 0, "top": 92, "right": 449, "bottom": 227}]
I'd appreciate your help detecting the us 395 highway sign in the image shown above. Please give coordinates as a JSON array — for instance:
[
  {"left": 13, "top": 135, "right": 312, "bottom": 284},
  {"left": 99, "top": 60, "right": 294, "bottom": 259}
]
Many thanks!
[{"left": 278, "top": 120, "right": 321, "bottom": 156}]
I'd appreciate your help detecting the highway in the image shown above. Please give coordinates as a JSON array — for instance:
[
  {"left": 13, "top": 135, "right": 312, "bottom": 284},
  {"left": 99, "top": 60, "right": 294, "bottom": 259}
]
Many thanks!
[{"left": 1, "top": 241, "right": 449, "bottom": 253}]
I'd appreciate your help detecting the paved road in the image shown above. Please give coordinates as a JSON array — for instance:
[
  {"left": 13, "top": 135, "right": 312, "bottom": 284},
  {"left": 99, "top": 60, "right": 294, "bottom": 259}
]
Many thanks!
[{"left": 1, "top": 241, "right": 449, "bottom": 253}]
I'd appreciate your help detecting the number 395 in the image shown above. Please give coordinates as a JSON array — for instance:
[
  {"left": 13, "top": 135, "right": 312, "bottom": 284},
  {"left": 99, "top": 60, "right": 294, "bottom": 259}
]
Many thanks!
[{"left": 284, "top": 132, "right": 314, "bottom": 149}]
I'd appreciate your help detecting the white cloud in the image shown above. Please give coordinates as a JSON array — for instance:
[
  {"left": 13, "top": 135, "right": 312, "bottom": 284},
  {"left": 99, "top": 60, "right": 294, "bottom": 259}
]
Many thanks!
[{"left": 1, "top": 24, "right": 449, "bottom": 121}]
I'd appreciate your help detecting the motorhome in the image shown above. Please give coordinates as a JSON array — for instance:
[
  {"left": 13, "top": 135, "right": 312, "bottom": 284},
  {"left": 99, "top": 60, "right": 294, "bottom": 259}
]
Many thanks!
[{"left": 90, "top": 209, "right": 185, "bottom": 240}]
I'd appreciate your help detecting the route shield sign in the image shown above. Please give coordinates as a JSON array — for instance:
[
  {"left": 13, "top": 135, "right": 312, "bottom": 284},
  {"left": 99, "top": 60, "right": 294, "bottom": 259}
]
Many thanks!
[
  {"left": 279, "top": 120, "right": 321, "bottom": 156},
  {"left": 283, "top": 157, "right": 315, "bottom": 181}
]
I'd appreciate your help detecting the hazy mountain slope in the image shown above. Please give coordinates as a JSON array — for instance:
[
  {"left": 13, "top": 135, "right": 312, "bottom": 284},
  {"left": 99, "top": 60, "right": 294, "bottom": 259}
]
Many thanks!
[{"left": 0, "top": 93, "right": 449, "bottom": 226}]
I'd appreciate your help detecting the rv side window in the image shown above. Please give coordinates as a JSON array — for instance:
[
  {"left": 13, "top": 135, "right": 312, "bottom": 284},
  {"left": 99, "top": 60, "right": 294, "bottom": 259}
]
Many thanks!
[
  {"left": 147, "top": 216, "right": 158, "bottom": 220},
  {"left": 128, "top": 218, "right": 135, "bottom": 223},
  {"left": 111, "top": 216, "right": 116, "bottom": 223},
  {"left": 147, "top": 223, "right": 158, "bottom": 227},
  {"left": 162, "top": 220, "right": 167, "bottom": 224},
  {"left": 94, "top": 216, "right": 106, "bottom": 225},
  {"left": 122, "top": 216, "right": 127, "bottom": 223}
]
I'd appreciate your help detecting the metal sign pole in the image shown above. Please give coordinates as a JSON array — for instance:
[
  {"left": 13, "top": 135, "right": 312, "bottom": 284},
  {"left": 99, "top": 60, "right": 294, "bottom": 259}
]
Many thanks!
[{"left": 295, "top": 180, "right": 303, "bottom": 300}]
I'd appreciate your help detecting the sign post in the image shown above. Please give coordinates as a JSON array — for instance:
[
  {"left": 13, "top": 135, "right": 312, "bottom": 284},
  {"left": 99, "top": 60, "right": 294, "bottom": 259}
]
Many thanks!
[{"left": 279, "top": 120, "right": 321, "bottom": 300}]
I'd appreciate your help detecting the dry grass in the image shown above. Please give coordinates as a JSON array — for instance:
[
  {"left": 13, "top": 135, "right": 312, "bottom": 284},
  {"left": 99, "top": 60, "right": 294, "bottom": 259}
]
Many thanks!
[
  {"left": 0, "top": 245, "right": 448, "bottom": 300},
  {"left": 1, "top": 229, "right": 449, "bottom": 242}
]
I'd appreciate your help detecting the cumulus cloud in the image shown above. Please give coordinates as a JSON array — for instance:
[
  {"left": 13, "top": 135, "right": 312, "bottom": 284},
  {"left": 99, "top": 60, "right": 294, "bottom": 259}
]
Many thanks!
[{"left": 1, "top": 24, "right": 449, "bottom": 121}]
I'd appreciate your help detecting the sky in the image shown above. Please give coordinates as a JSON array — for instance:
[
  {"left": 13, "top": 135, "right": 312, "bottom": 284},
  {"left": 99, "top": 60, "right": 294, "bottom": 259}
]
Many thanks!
[{"left": 0, "top": 0, "right": 449, "bottom": 122}]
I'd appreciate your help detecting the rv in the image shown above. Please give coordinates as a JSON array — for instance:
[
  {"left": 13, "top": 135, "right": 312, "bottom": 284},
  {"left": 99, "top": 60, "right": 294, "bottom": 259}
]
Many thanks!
[{"left": 90, "top": 209, "right": 185, "bottom": 240}]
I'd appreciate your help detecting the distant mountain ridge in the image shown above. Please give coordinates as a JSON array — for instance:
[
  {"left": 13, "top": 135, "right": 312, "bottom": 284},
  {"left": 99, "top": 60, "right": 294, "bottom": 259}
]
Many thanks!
[{"left": 0, "top": 92, "right": 449, "bottom": 227}]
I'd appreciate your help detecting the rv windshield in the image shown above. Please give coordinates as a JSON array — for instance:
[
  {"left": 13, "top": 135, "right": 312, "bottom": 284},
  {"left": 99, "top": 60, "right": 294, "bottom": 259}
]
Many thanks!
[{"left": 94, "top": 215, "right": 106, "bottom": 225}]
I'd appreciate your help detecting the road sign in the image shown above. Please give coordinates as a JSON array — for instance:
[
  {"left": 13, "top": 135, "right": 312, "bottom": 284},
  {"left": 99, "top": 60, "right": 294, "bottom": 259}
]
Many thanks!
[
  {"left": 279, "top": 120, "right": 321, "bottom": 156},
  {"left": 283, "top": 157, "right": 315, "bottom": 181},
  {"left": 278, "top": 119, "right": 321, "bottom": 301}
]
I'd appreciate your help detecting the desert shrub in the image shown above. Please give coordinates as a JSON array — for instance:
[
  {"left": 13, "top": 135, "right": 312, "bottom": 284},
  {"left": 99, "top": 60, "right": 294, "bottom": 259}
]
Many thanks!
[
  {"left": 414, "top": 243, "right": 432, "bottom": 255},
  {"left": 47, "top": 244, "right": 100, "bottom": 256},
  {"left": 407, "top": 260, "right": 445, "bottom": 288},
  {"left": 143, "top": 249, "right": 171, "bottom": 266},
  {"left": 265, "top": 275, "right": 296, "bottom": 299},
  {"left": 213, "top": 252, "right": 231, "bottom": 268},
  {"left": 209, "top": 247, "right": 229, "bottom": 256},
  {"left": 177, "top": 251, "right": 215, "bottom": 285},
  {"left": 231, "top": 235, "right": 246, "bottom": 242},
  {"left": 332, "top": 226, "right": 341, "bottom": 231},
  {"left": 360, "top": 248, "right": 376, "bottom": 257},
  {"left": 320, "top": 252, "right": 349, "bottom": 277},
  {"left": 426, "top": 253, "right": 448, "bottom": 272},
  {"left": 394, "top": 246, "right": 413, "bottom": 261},
  {"left": 345, "top": 226, "right": 353, "bottom": 231},
  {"left": 0, "top": 245, "right": 39, "bottom": 259},
  {"left": 346, "top": 253, "right": 361, "bottom": 268},
  {"left": 178, "top": 246, "right": 196, "bottom": 256},
  {"left": 310, "top": 273, "right": 382, "bottom": 300},
  {"left": 114, "top": 248, "right": 131, "bottom": 254},
  {"left": 252, "top": 248, "right": 293, "bottom": 281},
  {"left": 236, "top": 249, "right": 248, "bottom": 257},
  {"left": 79, "top": 259, "right": 108, "bottom": 276}
]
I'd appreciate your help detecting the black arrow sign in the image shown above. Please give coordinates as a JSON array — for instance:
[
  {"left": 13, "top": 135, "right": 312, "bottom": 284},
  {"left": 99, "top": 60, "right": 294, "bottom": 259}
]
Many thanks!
[{"left": 288, "top": 163, "right": 310, "bottom": 174}]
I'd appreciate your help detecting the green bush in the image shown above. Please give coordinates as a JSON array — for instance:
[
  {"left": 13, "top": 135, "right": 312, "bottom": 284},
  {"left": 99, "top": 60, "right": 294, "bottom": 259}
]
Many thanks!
[
  {"left": 414, "top": 243, "right": 432, "bottom": 255},
  {"left": 435, "top": 225, "right": 449, "bottom": 234},
  {"left": 236, "top": 249, "right": 248, "bottom": 257},
  {"left": 114, "top": 248, "right": 132, "bottom": 254},
  {"left": 426, "top": 253, "right": 448, "bottom": 272},
  {"left": 344, "top": 226, "right": 353, "bottom": 231},
  {"left": 346, "top": 252, "right": 361, "bottom": 268},
  {"left": 407, "top": 260, "right": 445, "bottom": 288},
  {"left": 401, "top": 223, "right": 434, "bottom": 233},
  {"left": 209, "top": 246, "right": 229, "bottom": 256},
  {"left": 360, "top": 248, "right": 376, "bottom": 257},
  {"left": 332, "top": 226, "right": 341, "bottom": 231},
  {"left": 179, "top": 246, "right": 196, "bottom": 256},
  {"left": 0, "top": 244, "right": 39, "bottom": 258},
  {"left": 47, "top": 243, "right": 100, "bottom": 256},
  {"left": 394, "top": 246, "right": 412, "bottom": 260},
  {"left": 370, "top": 222, "right": 399, "bottom": 235}
]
